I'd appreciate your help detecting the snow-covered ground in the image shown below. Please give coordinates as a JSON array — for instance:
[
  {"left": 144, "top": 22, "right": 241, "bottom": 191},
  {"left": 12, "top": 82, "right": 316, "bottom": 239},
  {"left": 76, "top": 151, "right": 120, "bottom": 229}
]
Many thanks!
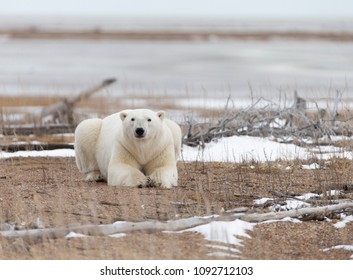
[
  {"left": 1, "top": 134, "right": 352, "bottom": 162},
  {"left": 0, "top": 148, "right": 75, "bottom": 159},
  {"left": 183, "top": 136, "right": 307, "bottom": 162}
]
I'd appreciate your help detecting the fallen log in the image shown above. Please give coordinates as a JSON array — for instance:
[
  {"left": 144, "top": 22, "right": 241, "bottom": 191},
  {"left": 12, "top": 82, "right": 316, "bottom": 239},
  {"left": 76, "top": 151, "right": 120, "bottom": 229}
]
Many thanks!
[
  {"left": 0, "top": 216, "right": 219, "bottom": 240},
  {"left": 239, "top": 201, "right": 353, "bottom": 223},
  {"left": 1, "top": 202, "right": 352, "bottom": 240},
  {"left": 0, "top": 143, "right": 74, "bottom": 152}
]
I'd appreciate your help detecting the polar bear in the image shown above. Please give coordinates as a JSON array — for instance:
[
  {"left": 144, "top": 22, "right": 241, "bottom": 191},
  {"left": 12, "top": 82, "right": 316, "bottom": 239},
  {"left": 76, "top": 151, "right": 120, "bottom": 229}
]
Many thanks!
[{"left": 74, "top": 109, "right": 181, "bottom": 188}]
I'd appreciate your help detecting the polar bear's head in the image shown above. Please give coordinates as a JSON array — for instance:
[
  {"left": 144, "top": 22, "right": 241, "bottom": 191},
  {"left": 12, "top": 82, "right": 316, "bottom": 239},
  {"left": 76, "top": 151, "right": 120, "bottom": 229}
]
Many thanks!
[{"left": 120, "top": 109, "right": 165, "bottom": 140}]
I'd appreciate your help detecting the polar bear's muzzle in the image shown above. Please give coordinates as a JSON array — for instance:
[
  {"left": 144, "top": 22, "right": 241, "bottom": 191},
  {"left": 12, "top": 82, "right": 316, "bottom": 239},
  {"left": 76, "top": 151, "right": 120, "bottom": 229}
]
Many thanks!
[{"left": 134, "top": 127, "right": 146, "bottom": 138}]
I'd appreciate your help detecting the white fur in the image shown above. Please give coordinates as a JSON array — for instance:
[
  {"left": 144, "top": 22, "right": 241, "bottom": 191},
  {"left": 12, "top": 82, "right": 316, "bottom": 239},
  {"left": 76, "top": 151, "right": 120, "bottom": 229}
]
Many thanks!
[{"left": 74, "top": 109, "right": 181, "bottom": 188}]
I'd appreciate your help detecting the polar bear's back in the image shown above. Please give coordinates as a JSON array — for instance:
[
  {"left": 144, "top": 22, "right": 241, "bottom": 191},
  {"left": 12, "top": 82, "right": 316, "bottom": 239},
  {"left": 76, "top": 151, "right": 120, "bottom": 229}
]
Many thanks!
[{"left": 74, "top": 118, "right": 103, "bottom": 172}]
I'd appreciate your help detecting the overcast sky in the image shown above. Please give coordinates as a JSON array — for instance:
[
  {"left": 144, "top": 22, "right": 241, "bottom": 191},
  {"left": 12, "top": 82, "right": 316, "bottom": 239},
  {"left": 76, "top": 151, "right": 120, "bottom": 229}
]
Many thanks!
[{"left": 0, "top": 0, "right": 353, "bottom": 18}]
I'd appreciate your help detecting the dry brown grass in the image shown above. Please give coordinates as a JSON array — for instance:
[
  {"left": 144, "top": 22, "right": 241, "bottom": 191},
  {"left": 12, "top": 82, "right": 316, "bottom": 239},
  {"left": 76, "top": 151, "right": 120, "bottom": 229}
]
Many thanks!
[
  {"left": 0, "top": 157, "right": 353, "bottom": 259},
  {"left": 0, "top": 96, "right": 61, "bottom": 107}
]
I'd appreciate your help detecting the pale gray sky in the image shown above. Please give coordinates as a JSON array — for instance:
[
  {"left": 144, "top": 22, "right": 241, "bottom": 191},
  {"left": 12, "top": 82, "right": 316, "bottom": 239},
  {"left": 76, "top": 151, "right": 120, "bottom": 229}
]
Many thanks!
[{"left": 0, "top": 0, "right": 352, "bottom": 18}]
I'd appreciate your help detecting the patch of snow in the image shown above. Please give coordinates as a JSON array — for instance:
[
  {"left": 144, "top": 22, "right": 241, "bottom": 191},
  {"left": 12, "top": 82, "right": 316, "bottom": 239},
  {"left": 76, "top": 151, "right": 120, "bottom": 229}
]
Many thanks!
[
  {"left": 176, "top": 215, "right": 303, "bottom": 257},
  {"left": 275, "top": 217, "right": 302, "bottom": 223},
  {"left": 237, "top": 126, "right": 248, "bottom": 133},
  {"left": 105, "top": 215, "right": 304, "bottom": 259},
  {"left": 277, "top": 136, "right": 294, "bottom": 143},
  {"left": 323, "top": 245, "right": 353, "bottom": 252},
  {"left": 334, "top": 215, "right": 353, "bottom": 229},
  {"left": 258, "top": 192, "right": 324, "bottom": 213},
  {"left": 295, "top": 193, "right": 320, "bottom": 200},
  {"left": 317, "top": 135, "right": 353, "bottom": 144},
  {"left": 65, "top": 231, "right": 87, "bottom": 239},
  {"left": 269, "top": 118, "right": 287, "bottom": 129},
  {"left": 207, "top": 251, "right": 236, "bottom": 258},
  {"left": 330, "top": 136, "right": 353, "bottom": 142},
  {"left": 302, "top": 163, "right": 320, "bottom": 170},
  {"left": 109, "top": 233, "right": 127, "bottom": 238},
  {"left": 113, "top": 221, "right": 126, "bottom": 225},
  {"left": 179, "top": 219, "right": 254, "bottom": 247},
  {"left": 271, "top": 200, "right": 310, "bottom": 211},
  {"left": 35, "top": 217, "right": 45, "bottom": 229},
  {"left": 307, "top": 145, "right": 344, "bottom": 155},
  {"left": 325, "top": 190, "right": 342, "bottom": 196},
  {"left": 254, "top": 198, "right": 274, "bottom": 205},
  {"left": 0, "top": 149, "right": 75, "bottom": 159},
  {"left": 182, "top": 136, "right": 308, "bottom": 163},
  {"left": 323, "top": 245, "right": 353, "bottom": 258},
  {"left": 0, "top": 113, "right": 27, "bottom": 122},
  {"left": 253, "top": 121, "right": 267, "bottom": 129},
  {"left": 302, "top": 138, "right": 314, "bottom": 144}
]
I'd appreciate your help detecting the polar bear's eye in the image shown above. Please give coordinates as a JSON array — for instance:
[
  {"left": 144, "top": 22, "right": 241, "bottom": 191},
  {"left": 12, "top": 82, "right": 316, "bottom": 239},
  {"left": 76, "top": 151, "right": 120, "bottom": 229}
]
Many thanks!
[
  {"left": 147, "top": 118, "right": 152, "bottom": 122},
  {"left": 131, "top": 118, "right": 135, "bottom": 121}
]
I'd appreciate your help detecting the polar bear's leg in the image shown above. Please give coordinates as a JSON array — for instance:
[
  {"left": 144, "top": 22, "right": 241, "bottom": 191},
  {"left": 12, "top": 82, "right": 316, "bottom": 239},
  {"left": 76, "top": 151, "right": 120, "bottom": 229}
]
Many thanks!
[
  {"left": 74, "top": 118, "right": 104, "bottom": 181},
  {"left": 147, "top": 165, "right": 178, "bottom": 188},
  {"left": 108, "top": 159, "right": 147, "bottom": 187},
  {"left": 143, "top": 145, "right": 178, "bottom": 188}
]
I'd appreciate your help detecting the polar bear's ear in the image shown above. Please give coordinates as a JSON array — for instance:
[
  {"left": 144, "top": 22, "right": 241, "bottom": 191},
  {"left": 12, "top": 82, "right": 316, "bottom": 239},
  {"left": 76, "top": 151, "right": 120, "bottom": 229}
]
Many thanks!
[
  {"left": 157, "top": 111, "right": 165, "bottom": 120},
  {"left": 120, "top": 112, "right": 128, "bottom": 121}
]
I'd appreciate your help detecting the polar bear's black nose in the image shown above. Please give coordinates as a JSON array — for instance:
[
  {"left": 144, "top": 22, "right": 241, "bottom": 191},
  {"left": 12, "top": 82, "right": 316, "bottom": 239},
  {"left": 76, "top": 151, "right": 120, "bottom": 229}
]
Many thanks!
[{"left": 135, "top": 128, "right": 145, "bottom": 137}]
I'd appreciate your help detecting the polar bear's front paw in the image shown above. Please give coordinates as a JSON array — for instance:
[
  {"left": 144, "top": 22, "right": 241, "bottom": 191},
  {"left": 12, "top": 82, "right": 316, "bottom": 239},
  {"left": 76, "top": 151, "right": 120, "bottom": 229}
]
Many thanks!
[
  {"left": 85, "top": 171, "right": 105, "bottom": 182},
  {"left": 136, "top": 177, "right": 154, "bottom": 188},
  {"left": 143, "top": 177, "right": 157, "bottom": 188},
  {"left": 148, "top": 172, "right": 176, "bottom": 189}
]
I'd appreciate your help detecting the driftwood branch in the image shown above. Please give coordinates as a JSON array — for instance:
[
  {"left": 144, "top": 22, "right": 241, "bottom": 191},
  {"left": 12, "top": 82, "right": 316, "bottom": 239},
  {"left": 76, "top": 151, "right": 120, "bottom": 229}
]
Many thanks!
[
  {"left": 240, "top": 201, "right": 353, "bottom": 223},
  {"left": 0, "top": 216, "right": 218, "bottom": 240},
  {"left": 1, "top": 143, "right": 74, "bottom": 152},
  {"left": 1, "top": 202, "right": 352, "bottom": 241},
  {"left": 40, "top": 78, "right": 116, "bottom": 125},
  {"left": 183, "top": 93, "right": 353, "bottom": 147}
]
